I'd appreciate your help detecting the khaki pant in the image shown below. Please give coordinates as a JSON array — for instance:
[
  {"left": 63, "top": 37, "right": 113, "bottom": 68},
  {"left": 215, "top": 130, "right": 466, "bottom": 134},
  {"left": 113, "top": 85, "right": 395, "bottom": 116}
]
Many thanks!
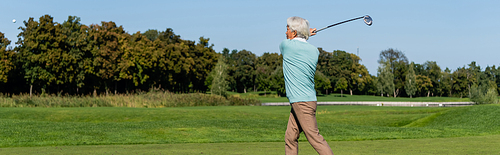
[{"left": 285, "top": 101, "right": 333, "bottom": 155}]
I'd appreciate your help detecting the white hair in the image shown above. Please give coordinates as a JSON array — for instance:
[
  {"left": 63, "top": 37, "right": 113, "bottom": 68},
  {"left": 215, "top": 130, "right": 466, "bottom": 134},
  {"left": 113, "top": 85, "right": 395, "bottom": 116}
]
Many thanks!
[{"left": 287, "top": 16, "right": 310, "bottom": 40}]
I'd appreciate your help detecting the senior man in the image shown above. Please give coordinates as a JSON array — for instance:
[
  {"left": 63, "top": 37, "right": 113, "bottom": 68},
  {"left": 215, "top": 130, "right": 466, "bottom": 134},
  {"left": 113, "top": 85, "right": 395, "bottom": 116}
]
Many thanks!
[{"left": 280, "top": 16, "right": 334, "bottom": 155}]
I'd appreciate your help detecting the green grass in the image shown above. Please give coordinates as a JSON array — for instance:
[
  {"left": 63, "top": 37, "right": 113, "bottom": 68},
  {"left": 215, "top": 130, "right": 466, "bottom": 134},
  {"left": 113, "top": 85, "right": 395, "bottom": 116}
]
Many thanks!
[
  {"left": 1, "top": 135, "right": 500, "bottom": 154},
  {"left": 1, "top": 104, "right": 500, "bottom": 148},
  {"left": 229, "top": 91, "right": 472, "bottom": 103}
]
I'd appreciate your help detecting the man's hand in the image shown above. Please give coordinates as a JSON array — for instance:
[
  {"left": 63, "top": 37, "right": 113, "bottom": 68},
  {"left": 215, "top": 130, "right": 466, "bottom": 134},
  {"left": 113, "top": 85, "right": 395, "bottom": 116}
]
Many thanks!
[{"left": 310, "top": 28, "right": 317, "bottom": 36}]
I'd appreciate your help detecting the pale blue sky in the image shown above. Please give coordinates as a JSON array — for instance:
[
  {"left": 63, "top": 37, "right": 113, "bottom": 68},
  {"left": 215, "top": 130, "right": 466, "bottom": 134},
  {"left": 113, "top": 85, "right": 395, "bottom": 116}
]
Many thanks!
[{"left": 1, "top": 0, "right": 499, "bottom": 74}]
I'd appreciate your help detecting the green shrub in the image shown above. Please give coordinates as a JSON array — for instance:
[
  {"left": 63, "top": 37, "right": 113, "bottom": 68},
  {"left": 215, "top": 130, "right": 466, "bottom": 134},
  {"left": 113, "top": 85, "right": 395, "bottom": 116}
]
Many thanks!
[
  {"left": 470, "top": 85, "right": 499, "bottom": 105},
  {"left": 226, "top": 95, "right": 261, "bottom": 106}
]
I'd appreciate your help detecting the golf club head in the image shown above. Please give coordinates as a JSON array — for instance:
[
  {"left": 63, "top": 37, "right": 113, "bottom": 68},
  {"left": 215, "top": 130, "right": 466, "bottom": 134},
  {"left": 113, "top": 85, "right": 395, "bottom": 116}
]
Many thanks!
[{"left": 363, "top": 15, "right": 372, "bottom": 26}]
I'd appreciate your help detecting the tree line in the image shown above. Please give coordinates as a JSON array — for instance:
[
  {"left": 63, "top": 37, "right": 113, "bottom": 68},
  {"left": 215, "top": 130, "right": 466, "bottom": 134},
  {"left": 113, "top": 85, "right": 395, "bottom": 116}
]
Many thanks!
[
  {"left": 0, "top": 15, "right": 374, "bottom": 97},
  {"left": 206, "top": 48, "right": 374, "bottom": 97},
  {"left": 0, "top": 15, "right": 217, "bottom": 95},
  {"left": 210, "top": 47, "right": 499, "bottom": 101},
  {"left": 375, "top": 49, "right": 499, "bottom": 103},
  {"left": 1, "top": 15, "right": 499, "bottom": 102}
]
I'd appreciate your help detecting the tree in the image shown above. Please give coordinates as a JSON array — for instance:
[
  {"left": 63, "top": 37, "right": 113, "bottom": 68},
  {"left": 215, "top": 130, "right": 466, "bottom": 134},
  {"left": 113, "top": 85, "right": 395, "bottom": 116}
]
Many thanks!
[
  {"left": 188, "top": 37, "right": 217, "bottom": 92},
  {"left": 116, "top": 29, "right": 159, "bottom": 92},
  {"left": 376, "top": 60, "right": 394, "bottom": 97},
  {"left": 0, "top": 32, "right": 14, "bottom": 85},
  {"left": 405, "top": 62, "right": 417, "bottom": 98},
  {"left": 470, "top": 81, "right": 499, "bottom": 104},
  {"left": 146, "top": 28, "right": 184, "bottom": 92},
  {"left": 255, "top": 52, "right": 282, "bottom": 95},
  {"left": 221, "top": 48, "right": 231, "bottom": 59},
  {"left": 224, "top": 49, "right": 238, "bottom": 92},
  {"left": 493, "top": 66, "right": 500, "bottom": 95},
  {"left": 440, "top": 67, "right": 453, "bottom": 97},
  {"left": 392, "top": 61, "right": 408, "bottom": 97},
  {"left": 86, "top": 21, "right": 127, "bottom": 95},
  {"left": 256, "top": 52, "right": 282, "bottom": 71},
  {"left": 378, "top": 48, "right": 408, "bottom": 97},
  {"left": 165, "top": 41, "right": 193, "bottom": 93},
  {"left": 0, "top": 34, "right": 24, "bottom": 94},
  {"left": 316, "top": 49, "right": 370, "bottom": 95},
  {"left": 142, "top": 29, "right": 159, "bottom": 41},
  {"left": 452, "top": 67, "right": 469, "bottom": 98},
  {"left": 376, "top": 75, "right": 383, "bottom": 97},
  {"left": 270, "top": 66, "right": 286, "bottom": 96},
  {"left": 465, "top": 61, "right": 481, "bottom": 98},
  {"left": 61, "top": 16, "right": 88, "bottom": 94},
  {"left": 416, "top": 75, "right": 432, "bottom": 97},
  {"left": 366, "top": 75, "right": 378, "bottom": 95},
  {"left": 255, "top": 65, "right": 272, "bottom": 95},
  {"left": 413, "top": 63, "right": 425, "bottom": 75},
  {"left": 210, "top": 56, "right": 229, "bottom": 97},
  {"left": 378, "top": 48, "right": 409, "bottom": 66},
  {"left": 119, "top": 31, "right": 154, "bottom": 88},
  {"left": 348, "top": 53, "right": 372, "bottom": 95},
  {"left": 316, "top": 48, "right": 336, "bottom": 94},
  {"left": 422, "top": 61, "right": 441, "bottom": 97},
  {"left": 232, "top": 50, "right": 256, "bottom": 93},
  {"left": 6, "top": 15, "right": 230, "bottom": 95},
  {"left": 335, "top": 77, "right": 348, "bottom": 97},
  {"left": 330, "top": 50, "right": 352, "bottom": 95},
  {"left": 157, "top": 28, "right": 182, "bottom": 44},
  {"left": 17, "top": 15, "right": 66, "bottom": 96},
  {"left": 484, "top": 66, "right": 496, "bottom": 84},
  {"left": 315, "top": 71, "right": 331, "bottom": 95},
  {"left": 467, "top": 62, "right": 497, "bottom": 104}
]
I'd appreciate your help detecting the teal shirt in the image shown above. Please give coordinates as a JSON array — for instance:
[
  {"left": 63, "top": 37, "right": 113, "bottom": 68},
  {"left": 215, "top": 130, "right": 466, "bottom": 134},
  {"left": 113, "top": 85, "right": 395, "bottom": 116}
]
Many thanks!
[{"left": 279, "top": 39, "right": 319, "bottom": 103}]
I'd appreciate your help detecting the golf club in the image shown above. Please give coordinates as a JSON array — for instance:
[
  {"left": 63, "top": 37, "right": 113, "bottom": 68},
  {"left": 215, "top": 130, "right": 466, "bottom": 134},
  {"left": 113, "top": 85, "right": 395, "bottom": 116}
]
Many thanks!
[{"left": 313, "top": 15, "right": 372, "bottom": 33}]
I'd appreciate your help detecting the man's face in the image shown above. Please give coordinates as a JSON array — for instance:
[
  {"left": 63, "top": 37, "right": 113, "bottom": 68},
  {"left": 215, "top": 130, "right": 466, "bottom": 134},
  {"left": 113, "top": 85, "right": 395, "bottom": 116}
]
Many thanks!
[{"left": 286, "top": 25, "right": 296, "bottom": 39}]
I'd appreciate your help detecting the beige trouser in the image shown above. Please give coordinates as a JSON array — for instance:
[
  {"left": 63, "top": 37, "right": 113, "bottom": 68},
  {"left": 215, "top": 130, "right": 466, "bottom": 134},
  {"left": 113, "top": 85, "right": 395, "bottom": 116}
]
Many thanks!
[{"left": 285, "top": 101, "right": 333, "bottom": 155}]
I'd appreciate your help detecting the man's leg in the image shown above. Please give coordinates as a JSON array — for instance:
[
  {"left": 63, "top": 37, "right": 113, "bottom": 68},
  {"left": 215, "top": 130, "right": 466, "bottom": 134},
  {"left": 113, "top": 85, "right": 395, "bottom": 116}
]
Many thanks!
[
  {"left": 291, "top": 101, "right": 333, "bottom": 155},
  {"left": 285, "top": 107, "right": 302, "bottom": 155}
]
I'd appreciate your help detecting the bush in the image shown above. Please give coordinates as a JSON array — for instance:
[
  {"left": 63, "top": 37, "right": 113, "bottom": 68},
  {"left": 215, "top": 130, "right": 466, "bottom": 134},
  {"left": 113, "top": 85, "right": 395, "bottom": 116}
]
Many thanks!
[
  {"left": 470, "top": 85, "right": 499, "bottom": 105},
  {"left": 0, "top": 91, "right": 261, "bottom": 108},
  {"left": 226, "top": 95, "right": 261, "bottom": 106}
]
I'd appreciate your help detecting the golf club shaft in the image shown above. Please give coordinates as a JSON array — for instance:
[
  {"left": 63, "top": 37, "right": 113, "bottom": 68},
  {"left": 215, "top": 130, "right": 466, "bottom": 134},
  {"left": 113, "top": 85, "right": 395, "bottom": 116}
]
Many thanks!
[{"left": 314, "top": 16, "right": 364, "bottom": 33}]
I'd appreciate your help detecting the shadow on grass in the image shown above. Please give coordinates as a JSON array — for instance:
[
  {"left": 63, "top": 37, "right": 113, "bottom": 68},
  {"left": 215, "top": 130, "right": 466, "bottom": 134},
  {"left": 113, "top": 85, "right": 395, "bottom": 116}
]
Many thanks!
[
  {"left": 258, "top": 92, "right": 272, "bottom": 96},
  {"left": 330, "top": 94, "right": 347, "bottom": 97},
  {"left": 316, "top": 94, "right": 347, "bottom": 97}
]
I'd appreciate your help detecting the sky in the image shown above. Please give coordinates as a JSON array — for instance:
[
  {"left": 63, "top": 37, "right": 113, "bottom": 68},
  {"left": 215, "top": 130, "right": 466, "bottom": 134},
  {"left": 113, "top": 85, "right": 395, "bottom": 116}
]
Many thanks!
[{"left": 1, "top": 0, "right": 499, "bottom": 75}]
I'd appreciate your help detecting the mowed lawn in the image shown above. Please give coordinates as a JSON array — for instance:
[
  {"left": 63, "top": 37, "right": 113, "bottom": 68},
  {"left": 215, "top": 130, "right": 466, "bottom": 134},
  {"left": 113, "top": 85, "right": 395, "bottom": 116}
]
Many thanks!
[
  {"left": 228, "top": 91, "right": 473, "bottom": 103},
  {"left": 1, "top": 104, "right": 500, "bottom": 149},
  {"left": 2, "top": 135, "right": 500, "bottom": 154}
]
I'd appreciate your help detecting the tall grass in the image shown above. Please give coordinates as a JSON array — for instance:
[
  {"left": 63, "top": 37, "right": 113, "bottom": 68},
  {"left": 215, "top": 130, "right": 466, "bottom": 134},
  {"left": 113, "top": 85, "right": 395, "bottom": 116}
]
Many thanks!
[{"left": 0, "top": 91, "right": 261, "bottom": 108}]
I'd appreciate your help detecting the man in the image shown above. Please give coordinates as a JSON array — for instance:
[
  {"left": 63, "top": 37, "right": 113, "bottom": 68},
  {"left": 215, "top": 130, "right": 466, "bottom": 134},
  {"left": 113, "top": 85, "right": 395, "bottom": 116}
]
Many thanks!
[{"left": 280, "top": 16, "right": 334, "bottom": 155}]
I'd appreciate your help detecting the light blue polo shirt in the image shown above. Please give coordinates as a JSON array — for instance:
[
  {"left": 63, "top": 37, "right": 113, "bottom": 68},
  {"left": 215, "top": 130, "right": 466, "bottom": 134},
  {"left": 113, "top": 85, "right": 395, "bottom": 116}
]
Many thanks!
[{"left": 279, "top": 38, "right": 319, "bottom": 103}]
